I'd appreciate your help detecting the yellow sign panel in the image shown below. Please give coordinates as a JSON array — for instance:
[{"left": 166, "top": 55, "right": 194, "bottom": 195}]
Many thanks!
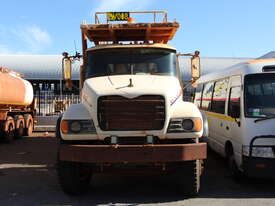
[{"left": 107, "top": 12, "right": 129, "bottom": 21}]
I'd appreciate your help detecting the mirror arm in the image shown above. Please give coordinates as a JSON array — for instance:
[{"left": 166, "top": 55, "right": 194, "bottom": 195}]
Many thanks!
[
  {"left": 62, "top": 52, "right": 83, "bottom": 61},
  {"left": 177, "top": 50, "right": 200, "bottom": 58},
  {"left": 235, "top": 118, "right": 241, "bottom": 127}
]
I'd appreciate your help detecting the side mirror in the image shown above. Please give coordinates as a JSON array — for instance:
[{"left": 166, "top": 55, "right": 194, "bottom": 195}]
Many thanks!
[
  {"left": 191, "top": 50, "right": 201, "bottom": 82},
  {"left": 177, "top": 50, "right": 201, "bottom": 87},
  {"left": 63, "top": 58, "right": 72, "bottom": 80},
  {"left": 62, "top": 53, "right": 72, "bottom": 89}
]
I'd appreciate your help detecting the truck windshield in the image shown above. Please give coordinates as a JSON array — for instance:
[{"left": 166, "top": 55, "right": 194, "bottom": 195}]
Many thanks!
[
  {"left": 86, "top": 48, "right": 177, "bottom": 78},
  {"left": 244, "top": 73, "right": 275, "bottom": 117}
]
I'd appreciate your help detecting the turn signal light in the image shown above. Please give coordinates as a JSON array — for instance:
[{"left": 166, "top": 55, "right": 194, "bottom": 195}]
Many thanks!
[
  {"left": 60, "top": 120, "right": 69, "bottom": 134},
  {"left": 194, "top": 118, "right": 202, "bottom": 132}
]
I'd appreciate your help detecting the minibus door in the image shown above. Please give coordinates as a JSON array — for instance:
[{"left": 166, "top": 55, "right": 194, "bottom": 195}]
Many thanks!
[{"left": 227, "top": 83, "right": 243, "bottom": 164}]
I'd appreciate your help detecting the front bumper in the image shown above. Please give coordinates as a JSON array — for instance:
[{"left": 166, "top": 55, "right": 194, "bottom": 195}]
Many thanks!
[
  {"left": 242, "top": 135, "right": 275, "bottom": 178},
  {"left": 243, "top": 156, "right": 275, "bottom": 178},
  {"left": 59, "top": 143, "right": 207, "bottom": 163}
]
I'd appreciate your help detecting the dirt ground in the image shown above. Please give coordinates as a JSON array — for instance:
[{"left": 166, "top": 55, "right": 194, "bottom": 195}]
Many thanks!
[{"left": 0, "top": 132, "right": 275, "bottom": 206}]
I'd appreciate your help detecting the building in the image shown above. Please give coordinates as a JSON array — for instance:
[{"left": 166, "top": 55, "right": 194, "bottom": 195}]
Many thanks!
[
  {"left": 0, "top": 55, "right": 80, "bottom": 95},
  {"left": 0, "top": 54, "right": 252, "bottom": 115},
  {"left": 0, "top": 54, "right": 251, "bottom": 81}
]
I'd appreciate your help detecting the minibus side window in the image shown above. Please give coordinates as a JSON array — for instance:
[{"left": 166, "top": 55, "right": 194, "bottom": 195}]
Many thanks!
[
  {"left": 228, "top": 86, "right": 241, "bottom": 118},
  {"left": 201, "top": 81, "right": 214, "bottom": 111},
  {"left": 194, "top": 84, "right": 203, "bottom": 108},
  {"left": 211, "top": 78, "right": 229, "bottom": 114}
]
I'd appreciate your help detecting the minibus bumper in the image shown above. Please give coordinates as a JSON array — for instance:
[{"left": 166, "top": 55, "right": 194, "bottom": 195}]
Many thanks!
[
  {"left": 243, "top": 156, "right": 275, "bottom": 178},
  {"left": 242, "top": 135, "right": 275, "bottom": 178}
]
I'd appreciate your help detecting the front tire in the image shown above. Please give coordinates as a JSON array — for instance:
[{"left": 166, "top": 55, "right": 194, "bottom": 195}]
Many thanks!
[
  {"left": 57, "top": 144, "right": 92, "bottom": 195},
  {"left": 176, "top": 160, "right": 201, "bottom": 197},
  {"left": 228, "top": 155, "right": 243, "bottom": 181}
]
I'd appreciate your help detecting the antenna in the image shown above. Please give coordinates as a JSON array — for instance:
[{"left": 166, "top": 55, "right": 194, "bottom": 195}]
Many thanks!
[
  {"left": 73, "top": 40, "right": 81, "bottom": 61},
  {"left": 74, "top": 40, "right": 77, "bottom": 53}
]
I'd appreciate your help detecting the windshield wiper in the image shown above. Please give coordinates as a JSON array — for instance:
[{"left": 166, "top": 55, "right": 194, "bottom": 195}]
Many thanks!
[{"left": 254, "top": 116, "right": 275, "bottom": 123}]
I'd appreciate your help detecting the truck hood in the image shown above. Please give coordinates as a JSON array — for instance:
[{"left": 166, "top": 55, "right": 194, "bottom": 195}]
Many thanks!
[{"left": 83, "top": 75, "right": 182, "bottom": 102}]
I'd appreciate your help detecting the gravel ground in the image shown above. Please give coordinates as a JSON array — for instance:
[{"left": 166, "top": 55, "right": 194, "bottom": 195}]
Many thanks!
[{"left": 0, "top": 132, "right": 275, "bottom": 206}]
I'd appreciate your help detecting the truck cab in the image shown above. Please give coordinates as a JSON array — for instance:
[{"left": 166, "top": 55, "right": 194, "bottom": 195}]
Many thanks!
[{"left": 57, "top": 11, "right": 206, "bottom": 196}]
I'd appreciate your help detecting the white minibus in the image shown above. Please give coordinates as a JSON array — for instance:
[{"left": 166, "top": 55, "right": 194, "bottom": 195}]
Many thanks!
[{"left": 194, "top": 58, "right": 275, "bottom": 179}]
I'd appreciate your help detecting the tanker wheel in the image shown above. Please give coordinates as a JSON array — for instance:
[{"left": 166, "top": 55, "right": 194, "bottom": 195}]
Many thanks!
[
  {"left": 176, "top": 160, "right": 201, "bottom": 197},
  {"left": 24, "top": 114, "right": 33, "bottom": 136},
  {"left": 57, "top": 153, "right": 92, "bottom": 195},
  {"left": 16, "top": 121, "right": 24, "bottom": 139},
  {"left": 15, "top": 115, "right": 25, "bottom": 139},
  {"left": 4, "top": 116, "right": 15, "bottom": 143},
  {"left": 26, "top": 120, "right": 33, "bottom": 136}
]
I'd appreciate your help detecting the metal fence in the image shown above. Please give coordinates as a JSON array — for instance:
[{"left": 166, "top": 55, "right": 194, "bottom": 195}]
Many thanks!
[{"left": 34, "top": 91, "right": 80, "bottom": 116}]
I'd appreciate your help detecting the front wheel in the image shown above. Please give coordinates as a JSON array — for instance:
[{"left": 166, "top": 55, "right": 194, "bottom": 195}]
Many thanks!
[
  {"left": 57, "top": 150, "right": 92, "bottom": 195},
  {"left": 176, "top": 160, "right": 201, "bottom": 197},
  {"left": 228, "top": 155, "right": 244, "bottom": 181}
]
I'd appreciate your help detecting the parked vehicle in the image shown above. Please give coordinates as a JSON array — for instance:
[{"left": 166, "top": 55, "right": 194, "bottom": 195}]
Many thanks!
[
  {"left": 194, "top": 58, "right": 275, "bottom": 179},
  {"left": 0, "top": 67, "right": 35, "bottom": 142},
  {"left": 56, "top": 11, "right": 206, "bottom": 196}
]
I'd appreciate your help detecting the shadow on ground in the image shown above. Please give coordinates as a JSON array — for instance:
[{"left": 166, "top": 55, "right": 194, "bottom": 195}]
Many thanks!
[{"left": 1, "top": 133, "right": 275, "bottom": 206}]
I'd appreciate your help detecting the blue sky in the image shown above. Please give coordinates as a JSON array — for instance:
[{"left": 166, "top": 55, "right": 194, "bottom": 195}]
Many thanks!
[{"left": 0, "top": 0, "right": 274, "bottom": 58}]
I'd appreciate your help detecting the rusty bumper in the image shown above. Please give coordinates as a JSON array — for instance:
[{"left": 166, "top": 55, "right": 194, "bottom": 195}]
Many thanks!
[{"left": 59, "top": 143, "right": 207, "bottom": 163}]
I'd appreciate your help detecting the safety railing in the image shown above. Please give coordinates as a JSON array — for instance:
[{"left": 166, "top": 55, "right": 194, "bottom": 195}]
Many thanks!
[{"left": 94, "top": 11, "right": 168, "bottom": 24}]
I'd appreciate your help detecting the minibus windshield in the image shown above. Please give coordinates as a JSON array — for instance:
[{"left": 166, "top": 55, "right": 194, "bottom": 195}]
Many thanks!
[
  {"left": 244, "top": 73, "right": 275, "bottom": 117},
  {"left": 86, "top": 48, "right": 177, "bottom": 78}
]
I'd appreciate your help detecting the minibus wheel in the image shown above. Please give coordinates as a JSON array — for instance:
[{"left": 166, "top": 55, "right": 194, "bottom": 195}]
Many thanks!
[{"left": 228, "top": 155, "right": 243, "bottom": 181}]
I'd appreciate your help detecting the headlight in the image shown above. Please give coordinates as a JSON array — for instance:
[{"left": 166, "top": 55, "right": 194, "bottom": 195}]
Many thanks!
[
  {"left": 242, "top": 145, "right": 274, "bottom": 158},
  {"left": 61, "top": 119, "right": 97, "bottom": 134},
  {"left": 167, "top": 117, "right": 202, "bottom": 133},
  {"left": 70, "top": 121, "right": 81, "bottom": 133},
  {"left": 182, "top": 119, "right": 194, "bottom": 131}
]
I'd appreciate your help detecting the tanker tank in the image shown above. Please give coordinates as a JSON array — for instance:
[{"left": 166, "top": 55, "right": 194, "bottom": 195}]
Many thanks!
[{"left": 0, "top": 67, "right": 33, "bottom": 108}]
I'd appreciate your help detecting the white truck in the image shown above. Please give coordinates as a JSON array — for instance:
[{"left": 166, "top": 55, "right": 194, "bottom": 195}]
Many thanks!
[{"left": 56, "top": 11, "right": 206, "bottom": 196}]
